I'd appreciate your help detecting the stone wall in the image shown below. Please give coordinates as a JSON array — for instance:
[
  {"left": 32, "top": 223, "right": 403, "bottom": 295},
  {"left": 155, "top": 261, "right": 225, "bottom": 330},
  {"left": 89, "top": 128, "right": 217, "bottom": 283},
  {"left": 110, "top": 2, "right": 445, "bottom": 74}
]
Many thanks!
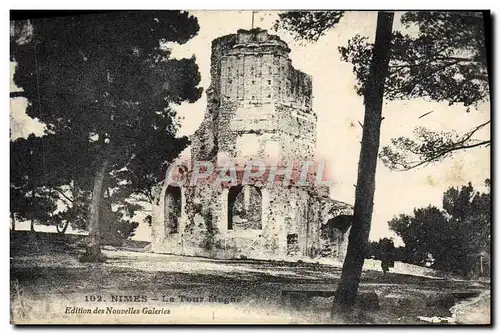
[
  {"left": 219, "top": 46, "right": 312, "bottom": 109},
  {"left": 274, "top": 103, "right": 317, "bottom": 160},
  {"left": 151, "top": 28, "right": 352, "bottom": 263},
  {"left": 198, "top": 28, "right": 316, "bottom": 164},
  {"left": 152, "top": 178, "right": 352, "bottom": 262}
]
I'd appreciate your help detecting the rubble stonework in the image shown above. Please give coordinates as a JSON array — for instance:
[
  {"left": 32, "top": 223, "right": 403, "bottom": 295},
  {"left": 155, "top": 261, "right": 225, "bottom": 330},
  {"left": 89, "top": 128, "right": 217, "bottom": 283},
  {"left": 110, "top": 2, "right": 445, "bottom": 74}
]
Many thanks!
[{"left": 151, "top": 28, "right": 353, "bottom": 261}]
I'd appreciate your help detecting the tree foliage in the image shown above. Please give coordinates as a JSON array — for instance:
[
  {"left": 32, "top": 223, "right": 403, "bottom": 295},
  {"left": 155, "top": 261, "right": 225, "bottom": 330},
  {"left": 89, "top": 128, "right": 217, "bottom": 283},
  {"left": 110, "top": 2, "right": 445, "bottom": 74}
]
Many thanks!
[
  {"left": 10, "top": 134, "right": 141, "bottom": 241},
  {"left": 112, "top": 135, "right": 190, "bottom": 203},
  {"left": 379, "top": 120, "right": 490, "bottom": 170},
  {"left": 366, "top": 237, "right": 396, "bottom": 262},
  {"left": 276, "top": 11, "right": 489, "bottom": 106},
  {"left": 274, "top": 11, "right": 344, "bottom": 42},
  {"left": 339, "top": 12, "right": 488, "bottom": 106},
  {"left": 10, "top": 11, "right": 202, "bottom": 253},
  {"left": 12, "top": 12, "right": 201, "bottom": 169},
  {"left": 10, "top": 134, "right": 88, "bottom": 230},
  {"left": 274, "top": 9, "right": 490, "bottom": 310},
  {"left": 337, "top": 11, "right": 490, "bottom": 170},
  {"left": 276, "top": 11, "right": 490, "bottom": 169},
  {"left": 389, "top": 179, "right": 490, "bottom": 276}
]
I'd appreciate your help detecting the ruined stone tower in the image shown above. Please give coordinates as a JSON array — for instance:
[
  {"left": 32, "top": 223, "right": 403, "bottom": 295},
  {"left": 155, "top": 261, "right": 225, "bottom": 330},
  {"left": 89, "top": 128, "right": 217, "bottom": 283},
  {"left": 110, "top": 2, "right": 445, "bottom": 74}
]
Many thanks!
[
  {"left": 151, "top": 29, "right": 353, "bottom": 261},
  {"left": 192, "top": 28, "right": 316, "bottom": 165}
]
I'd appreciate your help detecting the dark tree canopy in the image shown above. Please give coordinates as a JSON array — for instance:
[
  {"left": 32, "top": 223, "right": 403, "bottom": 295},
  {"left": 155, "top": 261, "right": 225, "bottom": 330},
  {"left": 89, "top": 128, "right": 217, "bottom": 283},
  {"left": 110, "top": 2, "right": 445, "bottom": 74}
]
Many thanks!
[
  {"left": 389, "top": 179, "right": 490, "bottom": 276},
  {"left": 10, "top": 134, "right": 92, "bottom": 229},
  {"left": 274, "top": 11, "right": 344, "bottom": 42},
  {"left": 112, "top": 131, "right": 190, "bottom": 203},
  {"left": 340, "top": 11, "right": 488, "bottom": 106},
  {"left": 12, "top": 11, "right": 201, "bottom": 168},
  {"left": 10, "top": 11, "right": 202, "bottom": 249},
  {"left": 11, "top": 10, "right": 201, "bottom": 189},
  {"left": 366, "top": 237, "right": 396, "bottom": 260},
  {"left": 274, "top": 9, "right": 490, "bottom": 310},
  {"left": 10, "top": 132, "right": 144, "bottom": 240}
]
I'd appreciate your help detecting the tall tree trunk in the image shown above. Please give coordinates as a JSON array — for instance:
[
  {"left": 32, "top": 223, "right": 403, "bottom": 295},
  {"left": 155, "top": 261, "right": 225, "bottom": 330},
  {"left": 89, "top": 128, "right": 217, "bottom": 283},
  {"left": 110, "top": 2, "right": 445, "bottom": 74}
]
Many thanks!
[
  {"left": 30, "top": 188, "right": 36, "bottom": 232},
  {"left": 82, "top": 158, "right": 109, "bottom": 262},
  {"left": 333, "top": 11, "right": 394, "bottom": 312},
  {"left": 11, "top": 212, "right": 16, "bottom": 231},
  {"left": 102, "top": 186, "right": 116, "bottom": 246}
]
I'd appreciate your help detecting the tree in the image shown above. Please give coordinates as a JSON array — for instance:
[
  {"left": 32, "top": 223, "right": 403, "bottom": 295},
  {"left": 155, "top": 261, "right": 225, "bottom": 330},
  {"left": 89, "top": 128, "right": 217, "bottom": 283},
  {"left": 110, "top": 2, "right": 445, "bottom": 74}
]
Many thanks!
[
  {"left": 51, "top": 183, "right": 89, "bottom": 234},
  {"left": 389, "top": 179, "right": 490, "bottom": 276},
  {"left": 276, "top": 10, "right": 490, "bottom": 310},
  {"left": 10, "top": 135, "right": 69, "bottom": 232},
  {"left": 365, "top": 238, "right": 396, "bottom": 262},
  {"left": 389, "top": 206, "right": 449, "bottom": 266},
  {"left": 274, "top": 11, "right": 344, "bottom": 42},
  {"left": 112, "top": 134, "right": 189, "bottom": 204},
  {"left": 338, "top": 11, "right": 490, "bottom": 170},
  {"left": 10, "top": 132, "right": 150, "bottom": 242},
  {"left": 334, "top": 11, "right": 394, "bottom": 311},
  {"left": 276, "top": 10, "right": 395, "bottom": 311},
  {"left": 442, "top": 180, "right": 491, "bottom": 260},
  {"left": 110, "top": 134, "right": 190, "bottom": 233},
  {"left": 9, "top": 134, "right": 135, "bottom": 240},
  {"left": 11, "top": 11, "right": 202, "bottom": 261}
]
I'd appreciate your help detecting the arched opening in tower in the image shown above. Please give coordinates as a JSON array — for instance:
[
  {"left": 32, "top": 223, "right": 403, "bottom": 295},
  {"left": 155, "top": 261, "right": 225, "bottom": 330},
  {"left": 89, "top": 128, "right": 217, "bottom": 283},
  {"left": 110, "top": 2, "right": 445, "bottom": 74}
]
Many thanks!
[
  {"left": 228, "top": 185, "right": 262, "bottom": 230},
  {"left": 164, "top": 185, "right": 182, "bottom": 234},
  {"left": 321, "top": 215, "right": 352, "bottom": 258}
]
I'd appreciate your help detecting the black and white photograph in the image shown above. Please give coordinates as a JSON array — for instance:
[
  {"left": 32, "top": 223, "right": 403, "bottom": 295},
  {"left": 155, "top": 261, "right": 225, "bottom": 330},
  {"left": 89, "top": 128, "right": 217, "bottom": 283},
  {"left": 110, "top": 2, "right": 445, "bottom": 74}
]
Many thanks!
[{"left": 9, "top": 9, "right": 491, "bottom": 324}]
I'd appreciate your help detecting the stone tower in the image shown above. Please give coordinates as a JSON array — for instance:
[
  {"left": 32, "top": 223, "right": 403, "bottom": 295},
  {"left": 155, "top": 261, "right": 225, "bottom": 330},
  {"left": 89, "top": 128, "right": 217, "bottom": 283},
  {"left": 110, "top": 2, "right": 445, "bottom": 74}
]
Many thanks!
[
  {"left": 151, "top": 29, "right": 353, "bottom": 262},
  {"left": 191, "top": 28, "right": 317, "bottom": 165}
]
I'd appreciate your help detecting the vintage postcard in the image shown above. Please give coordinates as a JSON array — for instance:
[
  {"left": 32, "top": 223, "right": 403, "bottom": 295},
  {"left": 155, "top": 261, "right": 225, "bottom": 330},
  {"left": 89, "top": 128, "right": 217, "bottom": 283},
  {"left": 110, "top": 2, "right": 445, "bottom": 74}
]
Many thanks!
[{"left": 10, "top": 10, "right": 491, "bottom": 325}]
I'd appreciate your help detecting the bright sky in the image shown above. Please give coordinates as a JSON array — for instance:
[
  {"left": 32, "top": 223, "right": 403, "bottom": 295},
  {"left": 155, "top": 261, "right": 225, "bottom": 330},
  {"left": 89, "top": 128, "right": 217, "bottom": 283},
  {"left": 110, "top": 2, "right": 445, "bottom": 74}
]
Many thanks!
[{"left": 10, "top": 11, "right": 491, "bottom": 245}]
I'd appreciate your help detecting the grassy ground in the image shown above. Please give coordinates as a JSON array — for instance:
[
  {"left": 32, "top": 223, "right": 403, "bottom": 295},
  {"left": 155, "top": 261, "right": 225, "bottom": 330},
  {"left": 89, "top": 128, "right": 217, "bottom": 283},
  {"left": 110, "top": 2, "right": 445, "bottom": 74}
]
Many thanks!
[{"left": 10, "top": 237, "right": 490, "bottom": 324}]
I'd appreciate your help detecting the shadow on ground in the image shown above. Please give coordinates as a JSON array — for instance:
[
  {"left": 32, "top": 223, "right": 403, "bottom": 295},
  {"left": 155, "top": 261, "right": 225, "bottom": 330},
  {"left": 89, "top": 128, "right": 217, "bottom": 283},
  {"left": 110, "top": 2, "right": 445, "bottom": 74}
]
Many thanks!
[{"left": 10, "top": 236, "right": 490, "bottom": 324}]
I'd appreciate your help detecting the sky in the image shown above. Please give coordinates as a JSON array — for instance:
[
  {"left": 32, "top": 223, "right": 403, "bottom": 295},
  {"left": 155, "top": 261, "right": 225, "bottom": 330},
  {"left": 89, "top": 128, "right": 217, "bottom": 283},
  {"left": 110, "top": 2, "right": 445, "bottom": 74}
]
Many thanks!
[{"left": 10, "top": 11, "right": 491, "bottom": 244}]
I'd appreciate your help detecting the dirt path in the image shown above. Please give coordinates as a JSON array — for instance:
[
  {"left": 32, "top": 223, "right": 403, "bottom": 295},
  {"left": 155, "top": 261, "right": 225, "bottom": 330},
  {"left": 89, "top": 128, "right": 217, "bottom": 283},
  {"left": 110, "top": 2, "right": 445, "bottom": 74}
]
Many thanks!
[
  {"left": 452, "top": 290, "right": 491, "bottom": 324},
  {"left": 10, "top": 248, "right": 490, "bottom": 324}
]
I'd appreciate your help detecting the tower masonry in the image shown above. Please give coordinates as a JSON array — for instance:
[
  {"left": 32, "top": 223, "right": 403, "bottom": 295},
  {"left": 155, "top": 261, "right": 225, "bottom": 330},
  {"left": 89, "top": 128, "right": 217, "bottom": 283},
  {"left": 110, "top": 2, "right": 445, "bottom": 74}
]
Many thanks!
[
  {"left": 192, "top": 28, "right": 316, "bottom": 164},
  {"left": 151, "top": 29, "right": 353, "bottom": 262}
]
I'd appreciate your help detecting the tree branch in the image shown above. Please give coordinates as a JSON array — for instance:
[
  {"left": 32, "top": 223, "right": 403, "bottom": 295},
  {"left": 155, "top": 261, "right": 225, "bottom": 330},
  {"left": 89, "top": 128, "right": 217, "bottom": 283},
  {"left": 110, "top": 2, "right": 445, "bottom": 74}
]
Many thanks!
[
  {"left": 382, "top": 119, "right": 491, "bottom": 171},
  {"left": 53, "top": 187, "right": 74, "bottom": 204},
  {"left": 398, "top": 140, "right": 490, "bottom": 171}
]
